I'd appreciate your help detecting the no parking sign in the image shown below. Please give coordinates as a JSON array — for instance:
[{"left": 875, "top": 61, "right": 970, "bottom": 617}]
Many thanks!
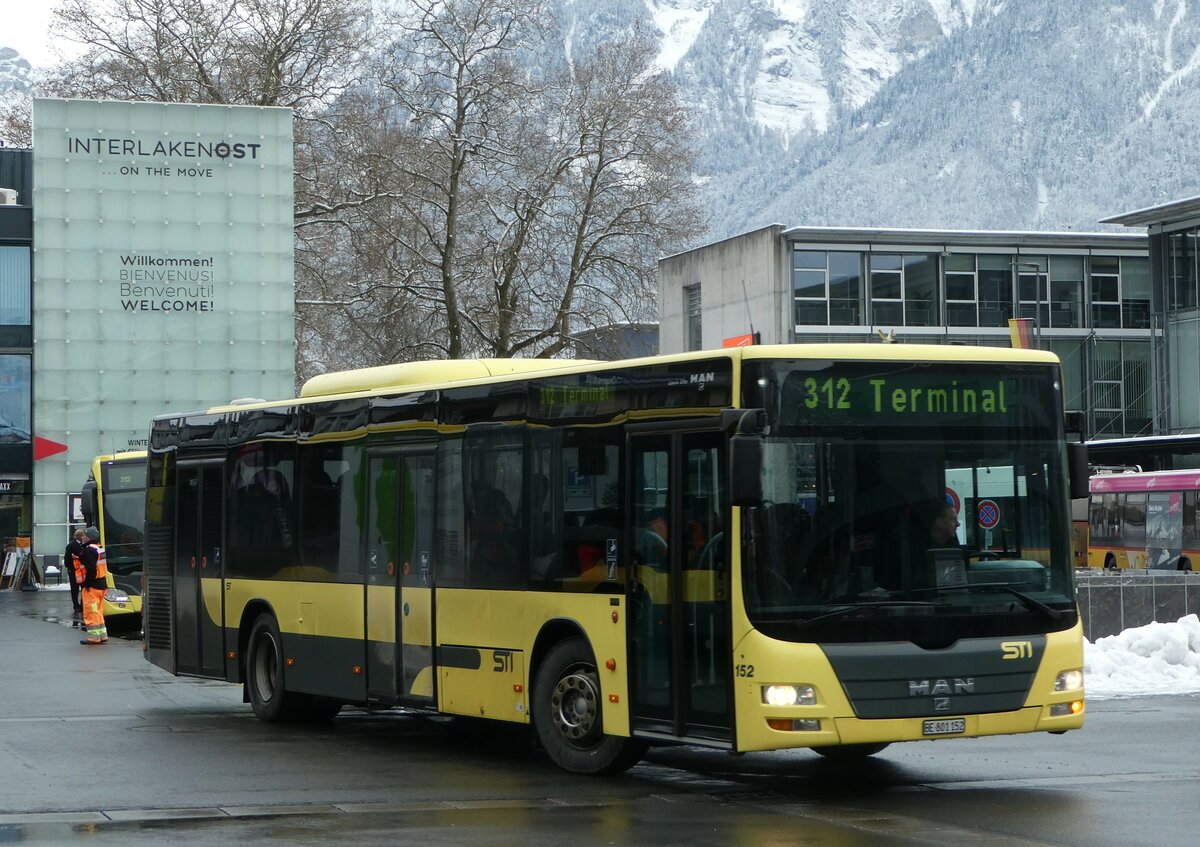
[{"left": 977, "top": 499, "right": 1001, "bottom": 529}]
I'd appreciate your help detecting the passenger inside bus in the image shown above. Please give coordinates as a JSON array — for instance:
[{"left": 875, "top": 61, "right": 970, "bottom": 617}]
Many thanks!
[{"left": 468, "top": 486, "right": 519, "bottom": 584}]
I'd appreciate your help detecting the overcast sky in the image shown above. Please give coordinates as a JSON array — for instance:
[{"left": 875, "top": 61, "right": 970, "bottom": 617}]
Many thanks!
[{"left": 1, "top": 0, "right": 66, "bottom": 68}]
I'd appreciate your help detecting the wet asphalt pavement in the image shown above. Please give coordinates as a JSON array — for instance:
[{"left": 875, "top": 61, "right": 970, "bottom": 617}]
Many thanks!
[{"left": 1, "top": 586, "right": 1198, "bottom": 846}]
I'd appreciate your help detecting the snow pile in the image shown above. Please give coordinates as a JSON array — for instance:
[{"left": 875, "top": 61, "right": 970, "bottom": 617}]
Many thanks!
[{"left": 1085, "top": 614, "right": 1200, "bottom": 699}]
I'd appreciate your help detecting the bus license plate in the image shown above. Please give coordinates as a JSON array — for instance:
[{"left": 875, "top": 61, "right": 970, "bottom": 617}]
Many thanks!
[{"left": 923, "top": 718, "right": 965, "bottom": 736}]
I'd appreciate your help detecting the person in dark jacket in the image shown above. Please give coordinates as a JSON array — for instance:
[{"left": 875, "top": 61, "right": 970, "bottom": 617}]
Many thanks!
[
  {"left": 79, "top": 526, "right": 109, "bottom": 645},
  {"left": 64, "top": 528, "right": 86, "bottom": 616}
]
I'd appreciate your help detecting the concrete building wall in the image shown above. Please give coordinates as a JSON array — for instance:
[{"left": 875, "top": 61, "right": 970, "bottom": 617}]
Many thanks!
[{"left": 659, "top": 225, "right": 787, "bottom": 353}]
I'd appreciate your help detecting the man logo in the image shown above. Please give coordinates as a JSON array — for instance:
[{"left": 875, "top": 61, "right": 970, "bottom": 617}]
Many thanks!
[
  {"left": 1001, "top": 641, "right": 1034, "bottom": 660},
  {"left": 908, "top": 678, "right": 974, "bottom": 696}
]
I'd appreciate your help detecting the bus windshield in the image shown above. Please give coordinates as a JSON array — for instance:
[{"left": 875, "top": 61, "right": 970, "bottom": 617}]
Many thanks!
[
  {"left": 741, "top": 360, "right": 1076, "bottom": 645},
  {"left": 100, "top": 461, "right": 146, "bottom": 570}
]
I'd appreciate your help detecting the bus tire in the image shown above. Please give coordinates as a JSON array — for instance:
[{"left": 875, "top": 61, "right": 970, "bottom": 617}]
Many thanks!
[
  {"left": 1179, "top": 557, "right": 1191, "bottom": 572},
  {"left": 813, "top": 742, "right": 890, "bottom": 760},
  {"left": 301, "top": 696, "right": 343, "bottom": 723},
  {"left": 247, "top": 613, "right": 303, "bottom": 723},
  {"left": 1104, "top": 554, "right": 1117, "bottom": 570},
  {"left": 532, "top": 637, "right": 646, "bottom": 775}
]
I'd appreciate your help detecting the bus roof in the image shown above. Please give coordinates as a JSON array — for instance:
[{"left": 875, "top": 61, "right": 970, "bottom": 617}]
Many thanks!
[
  {"left": 1090, "top": 468, "right": 1200, "bottom": 493},
  {"left": 92, "top": 450, "right": 148, "bottom": 465},
  {"left": 188, "top": 343, "right": 1061, "bottom": 416}
]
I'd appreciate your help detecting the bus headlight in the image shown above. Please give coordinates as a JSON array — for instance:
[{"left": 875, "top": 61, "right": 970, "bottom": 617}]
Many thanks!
[
  {"left": 762, "top": 684, "right": 816, "bottom": 706},
  {"left": 1054, "top": 669, "right": 1084, "bottom": 692},
  {"left": 105, "top": 588, "right": 131, "bottom": 603}
]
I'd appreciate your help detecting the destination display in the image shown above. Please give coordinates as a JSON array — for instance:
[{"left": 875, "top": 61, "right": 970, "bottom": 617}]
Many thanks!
[{"left": 775, "top": 364, "right": 1057, "bottom": 428}]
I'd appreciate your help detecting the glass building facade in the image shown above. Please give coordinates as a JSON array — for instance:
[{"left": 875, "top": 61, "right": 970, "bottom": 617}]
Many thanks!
[
  {"left": 1102, "top": 197, "right": 1200, "bottom": 436},
  {"left": 0, "top": 149, "right": 33, "bottom": 542},
  {"left": 658, "top": 226, "right": 1153, "bottom": 440},
  {"left": 22, "top": 98, "right": 296, "bottom": 558}
]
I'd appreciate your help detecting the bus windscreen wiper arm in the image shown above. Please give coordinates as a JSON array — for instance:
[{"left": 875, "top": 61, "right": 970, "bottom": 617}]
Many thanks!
[
  {"left": 970, "top": 583, "right": 1067, "bottom": 621},
  {"left": 800, "top": 600, "right": 936, "bottom": 626},
  {"left": 909, "top": 582, "right": 1066, "bottom": 621}
]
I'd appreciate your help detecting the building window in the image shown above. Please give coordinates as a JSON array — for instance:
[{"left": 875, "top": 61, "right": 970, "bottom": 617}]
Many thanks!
[
  {"left": 0, "top": 354, "right": 31, "bottom": 443},
  {"left": 977, "top": 255, "right": 1014, "bottom": 328},
  {"left": 1121, "top": 257, "right": 1151, "bottom": 328},
  {"left": 793, "top": 250, "right": 828, "bottom": 325},
  {"left": 1168, "top": 232, "right": 1198, "bottom": 312},
  {"left": 868, "top": 253, "right": 937, "bottom": 327},
  {"left": 1016, "top": 257, "right": 1048, "bottom": 330},
  {"left": 1090, "top": 257, "right": 1121, "bottom": 328},
  {"left": 828, "top": 252, "right": 861, "bottom": 325},
  {"left": 1090, "top": 339, "right": 1152, "bottom": 437},
  {"left": 869, "top": 253, "right": 903, "bottom": 325},
  {"left": 1048, "top": 256, "right": 1083, "bottom": 328},
  {"left": 0, "top": 246, "right": 31, "bottom": 326},
  {"left": 903, "top": 254, "right": 936, "bottom": 327},
  {"left": 793, "top": 250, "right": 861, "bottom": 327},
  {"left": 945, "top": 254, "right": 978, "bottom": 327},
  {"left": 684, "top": 284, "right": 702, "bottom": 351}
]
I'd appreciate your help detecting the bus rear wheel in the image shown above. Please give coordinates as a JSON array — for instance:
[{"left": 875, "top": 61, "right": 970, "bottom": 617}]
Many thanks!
[
  {"left": 532, "top": 637, "right": 646, "bottom": 775},
  {"left": 247, "top": 613, "right": 308, "bottom": 723}
]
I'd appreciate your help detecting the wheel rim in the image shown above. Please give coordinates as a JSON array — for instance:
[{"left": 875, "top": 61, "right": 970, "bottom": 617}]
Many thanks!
[
  {"left": 252, "top": 631, "right": 279, "bottom": 703},
  {"left": 550, "top": 663, "right": 601, "bottom": 748}
]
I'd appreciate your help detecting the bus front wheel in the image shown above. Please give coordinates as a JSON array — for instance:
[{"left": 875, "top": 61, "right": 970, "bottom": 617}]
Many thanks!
[{"left": 532, "top": 637, "right": 646, "bottom": 775}]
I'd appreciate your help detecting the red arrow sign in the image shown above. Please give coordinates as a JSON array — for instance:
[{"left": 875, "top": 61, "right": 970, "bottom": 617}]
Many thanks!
[{"left": 33, "top": 436, "right": 68, "bottom": 460}]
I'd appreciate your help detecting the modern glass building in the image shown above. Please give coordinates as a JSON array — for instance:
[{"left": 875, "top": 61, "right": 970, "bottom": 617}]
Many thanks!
[
  {"left": 0, "top": 99, "right": 297, "bottom": 559},
  {"left": 1103, "top": 197, "right": 1200, "bottom": 435},
  {"left": 0, "top": 149, "right": 33, "bottom": 543},
  {"left": 659, "top": 225, "right": 1152, "bottom": 438}
]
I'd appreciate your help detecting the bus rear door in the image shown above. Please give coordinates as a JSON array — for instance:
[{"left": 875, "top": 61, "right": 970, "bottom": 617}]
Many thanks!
[{"left": 174, "top": 460, "right": 225, "bottom": 677}]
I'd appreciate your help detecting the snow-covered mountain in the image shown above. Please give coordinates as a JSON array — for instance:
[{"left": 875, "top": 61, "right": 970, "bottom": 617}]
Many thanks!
[
  {"left": 6, "top": 1, "right": 1200, "bottom": 237},
  {"left": 0, "top": 47, "right": 33, "bottom": 98},
  {"left": 622, "top": 0, "right": 1200, "bottom": 237}
]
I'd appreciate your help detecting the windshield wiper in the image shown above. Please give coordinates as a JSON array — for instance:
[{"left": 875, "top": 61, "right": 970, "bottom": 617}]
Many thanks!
[
  {"left": 909, "top": 582, "right": 1066, "bottom": 622},
  {"left": 800, "top": 600, "right": 936, "bottom": 627}
]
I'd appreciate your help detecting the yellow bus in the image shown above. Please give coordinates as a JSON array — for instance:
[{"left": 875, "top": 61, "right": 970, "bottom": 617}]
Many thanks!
[
  {"left": 143, "top": 346, "right": 1088, "bottom": 773},
  {"left": 80, "top": 451, "right": 147, "bottom": 622}
]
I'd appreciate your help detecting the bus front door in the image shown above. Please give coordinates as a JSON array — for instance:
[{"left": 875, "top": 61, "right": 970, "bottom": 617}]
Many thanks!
[
  {"left": 365, "top": 449, "right": 436, "bottom": 705},
  {"left": 628, "top": 429, "right": 731, "bottom": 744},
  {"left": 174, "top": 461, "right": 225, "bottom": 677}
]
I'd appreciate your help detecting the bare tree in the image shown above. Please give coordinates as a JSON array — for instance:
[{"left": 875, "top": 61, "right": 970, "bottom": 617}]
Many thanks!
[
  {"left": 487, "top": 28, "right": 703, "bottom": 358},
  {"left": 12, "top": 0, "right": 705, "bottom": 373},
  {"left": 46, "top": 0, "right": 370, "bottom": 109},
  {"left": 353, "top": 1, "right": 703, "bottom": 361}
]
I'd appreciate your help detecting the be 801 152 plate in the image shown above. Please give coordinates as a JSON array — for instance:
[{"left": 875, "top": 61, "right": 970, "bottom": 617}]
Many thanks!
[{"left": 922, "top": 718, "right": 966, "bottom": 736}]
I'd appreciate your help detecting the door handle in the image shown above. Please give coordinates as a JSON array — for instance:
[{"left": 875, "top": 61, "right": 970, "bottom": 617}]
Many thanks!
[
  {"left": 201, "top": 556, "right": 207, "bottom": 569},
  {"left": 190, "top": 556, "right": 196, "bottom": 569}
]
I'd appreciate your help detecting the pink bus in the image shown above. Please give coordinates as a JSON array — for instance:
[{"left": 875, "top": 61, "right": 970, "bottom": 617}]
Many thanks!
[{"left": 1088, "top": 470, "right": 1200, "bottom": 570}]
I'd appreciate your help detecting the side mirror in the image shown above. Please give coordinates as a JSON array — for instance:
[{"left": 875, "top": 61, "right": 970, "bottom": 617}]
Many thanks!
[
  {"left": 729, "top": 434, "right": 763, "bottom": 506},
  {"left": 80, "top": 481, "right": 97, "bottom": 526},
  {"left": 1067, "top": 442, "right": 1089, "bottom": 501},
  {"left": 728, "top": 409, "right": 766, "bottom": 507}
]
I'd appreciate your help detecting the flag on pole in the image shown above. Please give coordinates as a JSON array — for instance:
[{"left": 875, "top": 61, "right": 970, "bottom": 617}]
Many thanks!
[{"left": 1008, "top": 318, "right": 1034, "bottom": 349}]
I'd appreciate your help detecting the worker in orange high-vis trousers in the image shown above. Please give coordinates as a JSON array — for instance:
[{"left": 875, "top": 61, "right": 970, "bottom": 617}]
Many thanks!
[{"left": 79, "top": 526, "right": 109, "bottom": 645}]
